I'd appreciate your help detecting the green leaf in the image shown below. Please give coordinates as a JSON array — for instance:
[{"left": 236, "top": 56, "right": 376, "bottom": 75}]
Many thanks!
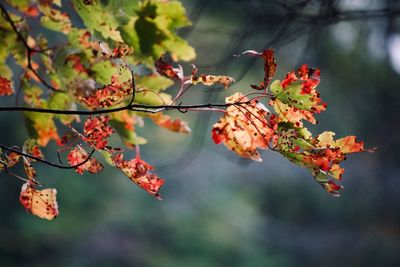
[
  {"left": 72, "top": 0, "right": 123, "bottom": 42},
  {"left": 271, "top": 80, "right": 315, "bottom": 111},
  {"left": 136, "top": 75, "right": 174, "bottom": 92},
  {"left": 91, "top": 61, "right": 119, "bottom": 85},
  {"left": 119, "top": 0, "right": 195, "bottom": 64},
  {"left": 135, "top": 91, "right": 172, "bottom": 106},
  {"left": 48, "top": 92, "right": 76, "bottom": 124}
]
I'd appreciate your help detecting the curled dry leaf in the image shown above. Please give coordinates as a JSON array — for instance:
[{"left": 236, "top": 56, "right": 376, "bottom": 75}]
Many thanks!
[
  {"left": 113, "top": 154, "right": 164, "bottom": 199},
  {"left": 155, "top": 55, "right": 184, "bottom": 80},
  {"left": 241, "top": 49, "right": 277, "bottom": 90},
  {"left": 67, "top": 145, "right": 103, "bottom": 174},
  {"left": 19, "top": 182, "right": 59, "bottom": 220},
  {"left": 190, "top": 64, "right": 234, "bottom": 89},
  {"left": 212, "top": 93, "right": 274, "bottom": 161},
  {"left": 155, "top": 56, "right": 234, "bottom": 88}
]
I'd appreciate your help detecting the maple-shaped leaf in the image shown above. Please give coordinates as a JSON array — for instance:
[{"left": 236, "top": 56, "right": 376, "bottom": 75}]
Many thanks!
[
  {"left": 113, "top": 154, "right": 164, "bottom": 199},
  {"left": 212, "top": 93, "right": 275, "bottom": 161},
  {"left": 242, "top": 49, "right": 277, "bottom": 90},
  {"left": 274, "top": 126, "right": 368, "bottom": 196},
  {"left": 19, "top": 182, "right": 59, "bottom": 220},
  {"left": 269, "top": 64, "right": 326, "bottom": 126},
  {"left": 72, "top": 0, "right": 123, "bottom": 42},
  {"left": 120, "top": 0, "right": 195, "bottom": 64},
  {"left": 67, "top": 145, "right": 103, "bottom": 175},
  {"left": 315, "top": 131, "right": 365, "bottom": 154},
  {"left": 0, "top": 76, "right": 14, "bottom": 96},
  {"left": 83, "top": 115, "right": 114, "bottom": 150},
  {"left": 150, "top": 112, "right": 191, "bottom": 134}
]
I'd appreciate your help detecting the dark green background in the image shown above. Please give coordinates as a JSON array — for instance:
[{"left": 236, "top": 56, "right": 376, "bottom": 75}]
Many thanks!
[{"left": 1, "top": 0, "right": 399, "bottom": 266}]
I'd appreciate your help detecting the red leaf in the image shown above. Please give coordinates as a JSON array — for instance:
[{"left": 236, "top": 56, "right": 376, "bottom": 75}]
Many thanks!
[
  {"left": 67, "top": 146, "right": 103, "bottom": 174},
  {"left": 0, "top": 76, "right": 14, "bottom": 96},
  {"left": 83, "top": 115, "right": 114, "bottom": 150},
  {"left": 77, "top": 75, "right": 133, "bottom": 108},
  {"left": 113, "top": 154, "right": 164, "bottom": 199},
  {"left": 241, "top": 49, "right": 277, "bottom": 90},
  {"left": 155, "top": 55, "right": 184, "bottom": 81}
]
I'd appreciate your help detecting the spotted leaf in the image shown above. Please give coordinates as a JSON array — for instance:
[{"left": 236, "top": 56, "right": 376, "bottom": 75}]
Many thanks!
[
  {"left": 19, "top": 182, "right": 59, "bottom": 220},
  {"left": 212, "top": 93, "right": 275, "bottom": 161},
  {"left": 0, "top": 76, "right": 14, "bottom": 96},
  {"left": 67, "top": 145, "right": 103, "bottom": 175},
  {"left": 113, "top": 154, "right": 164, "bottom": 199}
]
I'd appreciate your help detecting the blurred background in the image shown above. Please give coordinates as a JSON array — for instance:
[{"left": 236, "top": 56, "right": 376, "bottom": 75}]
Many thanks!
[{"left": 1, "top": 0, "right": 400, "bottom": 266}]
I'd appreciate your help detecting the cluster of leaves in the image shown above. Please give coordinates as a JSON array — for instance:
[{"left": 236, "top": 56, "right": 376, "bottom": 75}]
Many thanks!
[
  {"left": 0, "top": 0, "right": 370, "bottom": 220},
  {"left": 212, "top": 50, "right": 370, "bottom": 195}
]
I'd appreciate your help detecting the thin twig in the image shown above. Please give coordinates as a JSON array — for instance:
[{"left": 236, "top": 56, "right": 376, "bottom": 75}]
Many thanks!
[{"left": 0, "top": 144, "right": 95, "bottom": 169}]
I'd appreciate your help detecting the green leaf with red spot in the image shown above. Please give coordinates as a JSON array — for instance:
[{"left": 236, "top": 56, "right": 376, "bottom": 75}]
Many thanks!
[{"left": 72, "top": 0, "right": 123, "bottom": 42}]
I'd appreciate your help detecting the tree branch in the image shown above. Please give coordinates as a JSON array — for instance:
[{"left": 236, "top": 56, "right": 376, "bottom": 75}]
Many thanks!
[
  {"left": 0, "top": 2, "right": 59, "bottom": 92},
  {"left": 0, "top": 101, "right": 255, "bottom": 115},
  {"left": 0, "top": 144, "right": 95, "bottom": 169}
]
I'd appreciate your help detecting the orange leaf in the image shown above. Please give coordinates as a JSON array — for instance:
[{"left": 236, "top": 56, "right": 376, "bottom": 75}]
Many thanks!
[
  {"left": 19, "top": 182, "right": 59, "bottom": 220},
  {"left": 150, "top": 113, "right": 191, "bottom": 133},
  {"left": 212, "top": 93, "right": 274, "bottom": 161},
  {"left": 67, "top": 145, "right": 103, "bottom": 174}
]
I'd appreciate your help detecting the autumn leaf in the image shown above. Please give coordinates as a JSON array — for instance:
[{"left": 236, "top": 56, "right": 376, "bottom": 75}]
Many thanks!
[
  {"left": 83, "top": 115, "right": 115, "bottom": 150},
  {"left": 155, "top": 56, "right": 234, "bottom": 88},
  {"left": 273, "top": 126, "right": 368, "bottom": 196},
  {"left": 0, "top": 149, "right": 21, "bottom": 173},
  {"left": 269, "top": 64, "right": 326, "bottom": 126},
  {"left": 39, "top": 4, "right": 72, "bottom": 34},
  {"left": 241, "top": 49, "right": 277, "bottom": 90},
  {"left": 76, "top": 75, "right": 133, "bottom": 108},
  {"left": 67, "top": 145, "right": 103, "bottom": 175},
  {"left": 189, "top": 65, "right": 235, "bottom": 89},
  {"left": 19, "top": 182, "right": 59, "bottom": 220},
  {"left": 22, "top": 139, "right": 43, "bottom": 181},
  {"left": 0, "top": 76, "right": 14, "bottom": 96},
  {"left": 150, "top": 112, "right": 191, "bottom": 133},
  {"left": 155, "top": 55, "right": 185, "bottom": 80},
  {"left": 212, "top": 93, "right": 275, "bottom": 161},
  {"left": 113, "top": 154, "right": 164, "bottom": 199}
]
